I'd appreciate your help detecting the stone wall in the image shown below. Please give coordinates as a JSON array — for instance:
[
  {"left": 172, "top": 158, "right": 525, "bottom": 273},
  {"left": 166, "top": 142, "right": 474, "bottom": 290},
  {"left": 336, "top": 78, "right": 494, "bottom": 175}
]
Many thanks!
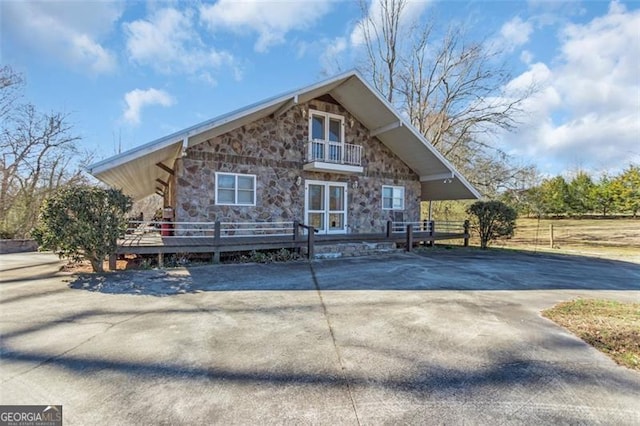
[
  {"left": 174, "top": 98, "right": 420, "bottom": 234},
  {"left": 0, "top": 239, "right": 38, "bottom": 254}
]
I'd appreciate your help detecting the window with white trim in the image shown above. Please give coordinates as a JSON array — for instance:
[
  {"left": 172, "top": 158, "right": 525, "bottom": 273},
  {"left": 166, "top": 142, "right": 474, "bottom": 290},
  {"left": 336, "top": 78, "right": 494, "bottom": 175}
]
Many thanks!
[
  {"left": 382, "top": 185, "right": 405, "bottom": 210},
  {"left": 309, "top": 110, "right": 344, "bottom": 143},
  {"left": 215, "top": 173, "right": 256, "bottom": 206},
  {"left": 309, "top": 110, "right": 345, "bottom": 163}
]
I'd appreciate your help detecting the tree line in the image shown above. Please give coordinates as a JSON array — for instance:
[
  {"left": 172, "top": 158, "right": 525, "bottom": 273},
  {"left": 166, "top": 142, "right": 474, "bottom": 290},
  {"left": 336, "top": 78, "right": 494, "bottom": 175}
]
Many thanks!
[{"left": 501, "top": 166, "right": 640, "bottom": 218}]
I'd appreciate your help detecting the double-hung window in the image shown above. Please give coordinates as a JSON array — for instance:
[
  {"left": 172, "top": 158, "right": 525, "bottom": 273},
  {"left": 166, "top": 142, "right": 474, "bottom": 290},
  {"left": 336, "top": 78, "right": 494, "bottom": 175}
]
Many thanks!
[
  {"left": 309, "top": 110, "right": 344, "bottom": 163},
  {"left": 382, "top": 185, "right": 405, "bottom": 210},
  {"left": 215, "top": 173, "right": 256, "bottom": 206}
]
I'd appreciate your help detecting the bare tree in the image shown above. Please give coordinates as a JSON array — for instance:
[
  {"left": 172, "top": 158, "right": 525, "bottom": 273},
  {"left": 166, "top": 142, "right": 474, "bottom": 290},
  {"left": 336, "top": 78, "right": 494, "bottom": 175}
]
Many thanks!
[
  {"left": 0, "top": 65, "right": 23, "bottom": 121},
  {"left": 0, "top": 66, "right": 86, "bottom": 238},
  {"left": 358, "top": 0, "right": 407, "bottom": 102},
  {"left": 357, "top": 1, "right": 536, "bottom": 196},
  {"left": 399, "top": 25, "right": 531, "bottom": 157}
]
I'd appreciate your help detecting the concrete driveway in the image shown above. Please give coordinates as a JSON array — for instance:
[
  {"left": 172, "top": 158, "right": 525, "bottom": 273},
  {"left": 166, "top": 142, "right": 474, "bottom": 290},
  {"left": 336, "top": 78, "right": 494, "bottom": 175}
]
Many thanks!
[{"left": 1, "top": 249, "right": 639, "bottom": 425}]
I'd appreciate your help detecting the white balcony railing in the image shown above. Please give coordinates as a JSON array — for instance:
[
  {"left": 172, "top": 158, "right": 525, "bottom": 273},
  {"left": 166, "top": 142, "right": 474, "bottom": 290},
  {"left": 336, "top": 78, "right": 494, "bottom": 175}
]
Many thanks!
[{"left": 305, "top": 140, "right": 362, "bottom": 166}]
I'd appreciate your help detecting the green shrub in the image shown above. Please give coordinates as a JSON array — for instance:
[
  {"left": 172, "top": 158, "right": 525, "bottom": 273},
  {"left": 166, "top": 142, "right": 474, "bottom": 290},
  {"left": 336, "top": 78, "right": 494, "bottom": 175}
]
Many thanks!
[
  {"left": 467, "top": 200, "right": 517, "bottom": 249},
  {"left": 33, "top": 186, "right": 132, "bottom": 272}
]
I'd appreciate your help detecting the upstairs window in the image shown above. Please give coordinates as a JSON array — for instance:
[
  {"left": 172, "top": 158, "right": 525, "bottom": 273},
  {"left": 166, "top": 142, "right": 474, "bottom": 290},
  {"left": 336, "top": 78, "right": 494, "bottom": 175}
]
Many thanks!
[
  {"left": 309, "top": 110, "right": 344, "bottom": 143},
  {"left": 215, "top": 173, "right": 256, "bottom": 206},
  {"left": 382, "top": 185, "right": 405, "bottom": 210}
]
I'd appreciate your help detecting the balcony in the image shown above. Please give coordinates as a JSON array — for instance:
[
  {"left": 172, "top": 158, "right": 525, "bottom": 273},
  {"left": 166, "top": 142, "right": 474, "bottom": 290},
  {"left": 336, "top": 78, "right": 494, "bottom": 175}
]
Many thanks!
[{"left": 303, "top": 140, "right": 363, "bottom": 174}]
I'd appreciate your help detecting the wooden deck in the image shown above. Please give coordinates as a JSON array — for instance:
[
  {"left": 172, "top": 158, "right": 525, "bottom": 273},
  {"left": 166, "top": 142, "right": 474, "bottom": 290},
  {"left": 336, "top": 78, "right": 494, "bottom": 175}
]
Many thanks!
[{"left": 117, "top": 228, "right": 468, "bottom": 256}]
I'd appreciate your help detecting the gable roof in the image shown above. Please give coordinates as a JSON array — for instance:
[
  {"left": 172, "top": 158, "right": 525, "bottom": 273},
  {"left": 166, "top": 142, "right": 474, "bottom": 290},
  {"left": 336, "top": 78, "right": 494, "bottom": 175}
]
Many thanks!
[{"left": 88, "top": 70, "right": 480, "bottom": 201}]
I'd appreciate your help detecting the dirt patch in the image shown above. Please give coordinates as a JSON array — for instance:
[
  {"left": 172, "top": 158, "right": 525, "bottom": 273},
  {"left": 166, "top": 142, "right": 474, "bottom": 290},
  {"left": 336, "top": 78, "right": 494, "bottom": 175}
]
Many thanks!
[{"left": 60, "top": 256, "right": 137, "bottom": 273}]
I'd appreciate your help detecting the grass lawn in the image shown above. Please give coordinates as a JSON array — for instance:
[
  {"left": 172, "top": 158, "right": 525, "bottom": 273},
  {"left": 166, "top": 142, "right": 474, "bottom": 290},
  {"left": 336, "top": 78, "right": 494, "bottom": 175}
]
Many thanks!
[
  {"left": 543, "top": 299, "right": 640, "bottom": 371},
  {"left": 449, "top": 217, "right": 640, "bottom": 263}
]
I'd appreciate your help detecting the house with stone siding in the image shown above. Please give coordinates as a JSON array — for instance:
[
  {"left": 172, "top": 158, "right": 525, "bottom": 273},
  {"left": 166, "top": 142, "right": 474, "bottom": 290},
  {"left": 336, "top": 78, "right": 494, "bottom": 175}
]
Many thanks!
[{"left": 89, "top": 71, "right": 479, "bottom": 236}]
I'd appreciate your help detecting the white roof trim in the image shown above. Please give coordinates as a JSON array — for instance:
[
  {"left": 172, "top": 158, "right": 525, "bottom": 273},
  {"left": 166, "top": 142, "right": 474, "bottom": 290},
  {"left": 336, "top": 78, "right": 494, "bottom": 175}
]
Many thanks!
[
  {"left": 88, "top": 69, "right": 481, "bottom": 200},
  {"left": 420, "top": 172, "right": 455, "bottom": 182},
  {"left": 370, "top": 120, "right": 402, "bottom": 137},
  {"left": 88, "top": 70, "right": 359, "bottom": 175}
]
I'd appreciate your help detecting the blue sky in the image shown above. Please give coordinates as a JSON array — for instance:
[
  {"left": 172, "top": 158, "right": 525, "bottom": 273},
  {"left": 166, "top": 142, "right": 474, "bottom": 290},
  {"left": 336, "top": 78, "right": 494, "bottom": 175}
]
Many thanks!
[{"left": 2, "top": 0, "right": 639, "bottom": 177}]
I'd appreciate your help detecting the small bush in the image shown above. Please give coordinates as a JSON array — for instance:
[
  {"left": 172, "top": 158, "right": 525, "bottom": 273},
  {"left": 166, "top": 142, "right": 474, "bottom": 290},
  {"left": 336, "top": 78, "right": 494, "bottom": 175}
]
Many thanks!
[
  {"left": 222, "top": 248, "right": 302, "bottom": 264},
  {"left": 467, "top": 200, "right": 517, "bottom": 249},
  {"left": 32, "top": 186, "right": 132, "bottom": 272},
  {"left": 0, "top": 228, "right": 16, "bottom": 239}
]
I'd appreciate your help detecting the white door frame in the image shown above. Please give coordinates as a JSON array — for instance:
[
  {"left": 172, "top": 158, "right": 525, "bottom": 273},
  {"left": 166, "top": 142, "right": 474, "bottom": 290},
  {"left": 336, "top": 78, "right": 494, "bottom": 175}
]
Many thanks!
[{"left": 304, "top": 180, "right": 348, "bottom": 235}]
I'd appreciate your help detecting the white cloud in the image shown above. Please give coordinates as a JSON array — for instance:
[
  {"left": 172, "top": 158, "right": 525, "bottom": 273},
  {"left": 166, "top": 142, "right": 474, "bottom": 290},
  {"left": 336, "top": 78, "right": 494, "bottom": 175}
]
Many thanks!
[
  {"left": 199, "top": 0, "right": 334, "bottom": 52},
  {"left": 350, "top": 0, "right": 432, "bottom": 47},
  {"left": 124, "top": 7, "right": 237, "bottom": 79},
  {"left": 492, "top": 16, "right": 533, "bottom": 53},
  {"left": 122, "top": 88, "right": 175, "bottom": 125},
  {"left": 505, "top": 1, "right": 640, "bottom": 173},
  {"left": 520, "top": 50, "right": 534, "bottom": 64},
  {"left": 1, "top": 1, "right": 121, "bottom": 73},
  {"left": 320, "top": 37, "right": 348, "bottom": 75}
]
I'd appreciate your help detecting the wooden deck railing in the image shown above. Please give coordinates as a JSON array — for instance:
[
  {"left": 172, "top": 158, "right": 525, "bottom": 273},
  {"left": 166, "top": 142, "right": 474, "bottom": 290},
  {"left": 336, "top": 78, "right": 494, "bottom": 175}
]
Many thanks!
[{"left": 119, "top": 219, "right": 470, "bottom": 259}]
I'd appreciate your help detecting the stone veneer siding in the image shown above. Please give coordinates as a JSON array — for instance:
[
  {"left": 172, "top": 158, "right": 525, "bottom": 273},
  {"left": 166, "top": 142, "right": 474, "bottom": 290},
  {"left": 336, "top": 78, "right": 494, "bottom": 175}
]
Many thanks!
[{"left": 173, "top": 99, "right": 421, "bottom": 234}]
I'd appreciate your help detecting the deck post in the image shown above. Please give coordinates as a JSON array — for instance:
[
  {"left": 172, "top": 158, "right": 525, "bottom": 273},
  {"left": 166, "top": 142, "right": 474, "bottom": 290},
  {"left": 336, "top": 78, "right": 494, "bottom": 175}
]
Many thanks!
[
  {"left": 386, "top": 220, "right": 393, "bottom": 239},
  {"left": 214, "top": 221, "right": 221, "bottom": 242},
  {"left": 428, "top": 220, "right": 435, "bottom": 247},
  {"left": 158, "top": 252, "right": 164, "bottom": 268},
  {"left": 308, "top": 226, "right": 315, "bottom": 260},
  {"left": 406, "top": 224, "right": 413, "bottom": 252},
  {"left": 464, "top": 220, "right": 470, "bottom": 247},
  {"left": 212, "top": 251, "right": 220, "bottom": 263},
  {"left": 108, "top": 254, "right": 117, "bottom": 271},
  {"left": 293, "top": 220, "right": 300, "bottom": 255}
]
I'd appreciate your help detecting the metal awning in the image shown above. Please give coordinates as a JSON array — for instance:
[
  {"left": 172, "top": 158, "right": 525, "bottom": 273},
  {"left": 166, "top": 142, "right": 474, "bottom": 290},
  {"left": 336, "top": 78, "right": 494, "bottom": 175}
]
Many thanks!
[{"left": 88, "top": 70, "right": 481, "bottom": 201}]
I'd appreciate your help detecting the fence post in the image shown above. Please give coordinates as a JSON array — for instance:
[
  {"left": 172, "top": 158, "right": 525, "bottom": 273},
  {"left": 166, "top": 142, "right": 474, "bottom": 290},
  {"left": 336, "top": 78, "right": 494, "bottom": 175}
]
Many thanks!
[
  {"left": 406, "top": 224, "right": 413, "bottom": 252},
  {"left": 308, "top": 226, "right": 315, "bottom": 260},
  {"left": 386, "top": 220, "right": 393, "bottom": 239},
  {"left": 464, "top": 220, "right": 470, "bottom": 247},
  {"left": 549, "top": 224, "right": 554, "bottom": 248},
  {"left": 293, "top": 220, "right": 299, "bottom": 241}
]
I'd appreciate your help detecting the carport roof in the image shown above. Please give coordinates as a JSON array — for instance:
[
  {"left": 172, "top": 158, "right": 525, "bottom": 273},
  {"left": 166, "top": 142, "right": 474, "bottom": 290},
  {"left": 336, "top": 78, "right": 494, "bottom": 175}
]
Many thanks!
[{"left": 88, "top": 70, "right": 481, "bottom": 201}]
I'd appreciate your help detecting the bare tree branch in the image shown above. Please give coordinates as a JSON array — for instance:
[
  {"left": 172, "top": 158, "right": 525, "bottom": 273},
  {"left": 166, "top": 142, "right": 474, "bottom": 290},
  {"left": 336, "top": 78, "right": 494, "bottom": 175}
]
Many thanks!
[
  {"left": 0, "top": 66, "right": 86, "bottom": 238},
  {"left": 358, "top": 3, "right": 537, "bottom": 196}
]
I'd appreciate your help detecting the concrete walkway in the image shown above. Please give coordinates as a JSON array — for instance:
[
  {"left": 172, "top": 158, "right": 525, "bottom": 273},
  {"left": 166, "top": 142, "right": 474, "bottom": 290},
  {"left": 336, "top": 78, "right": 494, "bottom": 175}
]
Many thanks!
[{"left": 0, "top": 250, "right": 639, "bottom": 425}]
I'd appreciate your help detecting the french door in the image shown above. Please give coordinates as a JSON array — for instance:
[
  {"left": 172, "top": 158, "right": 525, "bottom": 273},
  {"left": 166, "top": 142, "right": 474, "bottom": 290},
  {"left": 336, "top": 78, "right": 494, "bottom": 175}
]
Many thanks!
[{"left": 305, "top": 180, "right": 347, "bottom": 234}]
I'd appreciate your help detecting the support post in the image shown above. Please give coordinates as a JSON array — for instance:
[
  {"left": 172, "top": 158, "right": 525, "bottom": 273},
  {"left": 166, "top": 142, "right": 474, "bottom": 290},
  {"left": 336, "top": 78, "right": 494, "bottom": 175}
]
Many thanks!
[
  {"left": 214, "top": 221, "right": 221, "bottom": 242},
  {"left": 386, "top": 220, "right": 393, "bottom": 239},
  {"left": 428, "top": 220, "right": 435, "bottom": 247},
  {"left": 293, "top": 221, "right": 301, "bottom": 255},
  {"left": 464, "top": 220, "right": 470, "bottom": 247},
  {"left": 406, "top": 224, "right": 413, "bottom": 252},
  {"left": 308, "top": 226, "right": 315, "bottom": 260},
  {"left": 108, "top": 254, "right": 117, "bottom": 271},
  {"left": 213, "top": 251, "right": 220, "bottom": 264},
  {"left": 550, "top": 224, "right": 554, "bottom": 248},
  {"left": 158, "top": 252, "right": 164, "bottom": 268}
]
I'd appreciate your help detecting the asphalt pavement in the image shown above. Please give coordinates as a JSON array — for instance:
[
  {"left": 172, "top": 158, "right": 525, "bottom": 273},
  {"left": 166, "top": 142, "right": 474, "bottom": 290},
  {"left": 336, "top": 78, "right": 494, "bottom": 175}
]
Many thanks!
[{"left": 1, "top": 249, "right": 639, "bottom": 425}]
